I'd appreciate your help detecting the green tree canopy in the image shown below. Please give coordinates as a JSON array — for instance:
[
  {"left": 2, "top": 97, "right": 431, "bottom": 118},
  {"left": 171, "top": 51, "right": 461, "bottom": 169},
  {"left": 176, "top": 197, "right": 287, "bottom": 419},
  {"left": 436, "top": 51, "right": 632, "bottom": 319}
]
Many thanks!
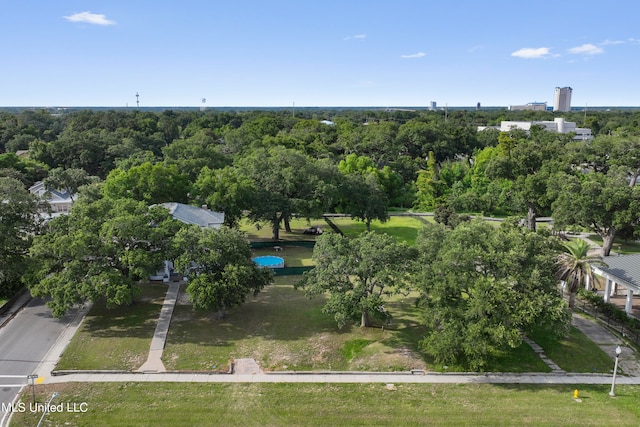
[
  {"left": 172, "top": 226, "right": 272, "bottom": 317},
  {"left": 194, "top": 166, "right": 255, "bottom": 228},
  {"left": 235, "top": 146, "right": 333, "bottom": 239},
  {"left": 102, "top": 162, "right": 191, "bottom": 205},
  {"left": 415, "top": 220, "right": 570, "bottom": 370},
  {"left": 552, "top": 170, "right": 640, "bottom": 256},
  {"left": 28, "top": 195, "right": 180, "bottom": 317},
  {"left": 297, "top": 232, "right": 417, "bottom": 328},
  {"left": 162, "top": 133, "right": 230, "bottom": 180},
  {"left": 0, "top": 177, "right": 43, "bottom": 297}
]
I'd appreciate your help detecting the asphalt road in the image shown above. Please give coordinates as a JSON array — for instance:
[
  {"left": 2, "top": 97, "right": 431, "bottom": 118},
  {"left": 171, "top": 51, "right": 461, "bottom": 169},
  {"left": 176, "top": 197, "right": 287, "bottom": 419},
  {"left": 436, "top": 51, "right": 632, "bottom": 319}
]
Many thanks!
[{"left": 0, "top": 297, "right": 76, "bottom": 420}]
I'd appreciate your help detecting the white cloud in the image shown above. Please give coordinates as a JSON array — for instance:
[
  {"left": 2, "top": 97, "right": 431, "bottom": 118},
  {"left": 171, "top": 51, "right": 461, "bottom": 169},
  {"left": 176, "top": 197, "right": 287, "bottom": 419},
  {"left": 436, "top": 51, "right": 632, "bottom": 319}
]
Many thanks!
[
  {"left": 568, "top": 43, "right": 604, "bottom": 55},
  {"left": 601, "top": 39, "right": 624, "bottom": 46},
  {"left": 400, "top": 52, "right": 426, "bottom": 59},
  {"left": 511, "top": 47, "right": 551, "bottom": 59},
  {"left": 344, "top": 34, "right": 366, "bottom": 41},
  {"left": 64, "top": 11, "right": 116, "bottom": 26}
]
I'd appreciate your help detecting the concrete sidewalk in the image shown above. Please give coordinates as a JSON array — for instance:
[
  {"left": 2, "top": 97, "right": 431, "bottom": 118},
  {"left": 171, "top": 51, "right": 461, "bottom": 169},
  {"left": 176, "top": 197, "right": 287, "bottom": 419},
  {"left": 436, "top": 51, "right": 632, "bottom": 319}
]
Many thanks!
[
  {"left": 29, "top": 276, "right": 640, "bottom": 386},
  {"left": 137, "top": 281, "right": 181, "bottom": 373},
  {"left": 40, "top": 371, "right": 640, "bottom": 385},
  {"left": 572, "top": 313, "right": 640, "bottom": 376}
]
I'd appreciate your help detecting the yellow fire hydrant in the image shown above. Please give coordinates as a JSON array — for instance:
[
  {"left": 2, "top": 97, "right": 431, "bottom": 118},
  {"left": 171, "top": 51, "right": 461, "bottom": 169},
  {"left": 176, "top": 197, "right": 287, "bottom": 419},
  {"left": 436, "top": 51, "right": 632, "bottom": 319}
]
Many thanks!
[{"left": 573, "top": 389, "right": 579, "bottom": 399}]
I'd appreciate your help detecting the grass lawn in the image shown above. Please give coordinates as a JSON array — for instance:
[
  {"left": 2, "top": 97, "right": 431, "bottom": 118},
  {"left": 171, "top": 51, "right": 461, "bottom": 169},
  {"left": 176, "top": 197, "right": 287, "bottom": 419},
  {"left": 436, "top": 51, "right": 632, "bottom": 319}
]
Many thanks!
[
  {"left": 588, "top": 234, "right": 640, "bottom": 254},
  {"left": 163, "top": 276, "right": 550, "bottom": 373},
  {"left": 0, "top": 297, "right": 7, "bottom": 307},
  {"left": 12, "top": 382, "right": 640, "bottom": 426},
  {"left": 240, "top": 218, "right": 326, "bottom": 241},
  {"left": 55, "top": 283, "right": 168, "bottom": 371},
  {"left": 58, "top": 275, "right": 610, "bottom": 374},
  {"left": 329, "top": 215, "right": 429, "bottom": 244},
  {"left": 528, "top": 325, "right": 615, "bottom": 373},
  {"left": 251, "top": 245, "right": 314, "bottom": 267},
  {"left": 163, "top": 276, "right": 430, "bottom": 372}
]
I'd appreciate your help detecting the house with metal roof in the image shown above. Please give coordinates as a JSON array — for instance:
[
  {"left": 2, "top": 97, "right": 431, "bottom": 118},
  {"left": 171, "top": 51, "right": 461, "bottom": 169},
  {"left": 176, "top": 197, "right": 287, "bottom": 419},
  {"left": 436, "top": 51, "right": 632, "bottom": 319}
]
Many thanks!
[
  {"left": 151, "top": 203, "right": 225, "bottom": 281},
  {"left": 160, "top": 202, "right": 224, "bottom": 229},
  {"left": 592, "top": 254, "right": 640, "bottom": 314},
  {"left": 28, "top": 181, "right": 74, "bottom": 219}
]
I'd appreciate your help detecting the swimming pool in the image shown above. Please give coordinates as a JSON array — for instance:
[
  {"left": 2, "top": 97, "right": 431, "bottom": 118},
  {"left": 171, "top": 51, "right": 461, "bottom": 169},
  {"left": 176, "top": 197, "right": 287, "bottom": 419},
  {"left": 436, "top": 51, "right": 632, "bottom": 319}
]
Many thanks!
[{"left": 252, "top": 255, "right": 285, "bottom": 269}]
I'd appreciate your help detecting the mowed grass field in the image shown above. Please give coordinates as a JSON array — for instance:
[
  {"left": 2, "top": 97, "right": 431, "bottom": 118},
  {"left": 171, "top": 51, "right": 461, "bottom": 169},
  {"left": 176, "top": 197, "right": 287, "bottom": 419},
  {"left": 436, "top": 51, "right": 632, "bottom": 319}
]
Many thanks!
[
  {"left": 11, "top": 382, "right": 640, "bottom": 427},
  {"left": 163, "top": 276, "right": 431, "bottom": 372},
  {"left": 328, "top": 215, "right": 431, "bottom": 244},
  {"left": 55, "top": 283, "right": 167, "bottom": 370},
  {"left": 239, "top": 218, "right": 327, "bottom": 241},
  {"left": 55, "top": 275, "right": 615, "bottom": 374},
  {"left": 239, "top": 215, "right": 433, "bottom": 245}
]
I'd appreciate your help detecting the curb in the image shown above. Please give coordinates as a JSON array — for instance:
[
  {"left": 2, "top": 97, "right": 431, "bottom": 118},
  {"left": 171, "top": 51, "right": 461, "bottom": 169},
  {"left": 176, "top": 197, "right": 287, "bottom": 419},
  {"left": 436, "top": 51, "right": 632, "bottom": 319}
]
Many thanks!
[{"left": 0, "top": 289, "right": 31, "bottom": 329}]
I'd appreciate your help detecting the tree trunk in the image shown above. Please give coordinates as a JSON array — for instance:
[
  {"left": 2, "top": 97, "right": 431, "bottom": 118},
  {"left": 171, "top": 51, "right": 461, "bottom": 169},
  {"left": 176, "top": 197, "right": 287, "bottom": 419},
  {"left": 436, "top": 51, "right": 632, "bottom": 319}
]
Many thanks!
[
  {"left": 601, "top": 231, "right": 616, "bottom": 257},
  {"left": 271, "top": 215, "right": 281, "bottom": 240},
  {"left": 568, "top": 291, "right": 576, "bottom": 309},
  {"left": 360, "top": 310, "right": 370, "bottom": 328},
  {"left": 366, "top": 218, "right": 371, "bottom": 232},
  {"left": 526, "top": 205, "right": 536, "bottom": 232},
  {"left": 284, "top": 214, "right": 292, "bottom": 233},
  {"left": 630, "top": 167, "right": 640, "bottom": 188}
]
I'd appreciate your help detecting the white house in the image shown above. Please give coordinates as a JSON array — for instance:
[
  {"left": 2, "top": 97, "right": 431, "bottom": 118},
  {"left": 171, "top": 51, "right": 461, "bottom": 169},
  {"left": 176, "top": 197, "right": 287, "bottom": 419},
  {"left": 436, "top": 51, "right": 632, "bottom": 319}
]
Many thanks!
[
  {"left": 151, "top": 203, "right": 225, "bottom": 281},
  {"left": 28, "top": 181, "right": 74, "bottom": 219}
]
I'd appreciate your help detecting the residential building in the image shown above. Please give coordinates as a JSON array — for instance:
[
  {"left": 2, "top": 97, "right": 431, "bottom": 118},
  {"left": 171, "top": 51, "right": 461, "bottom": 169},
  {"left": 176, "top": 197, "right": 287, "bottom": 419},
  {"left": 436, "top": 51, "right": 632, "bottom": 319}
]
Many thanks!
[
  {"left": 151, "top": 203, "right": 225, "bottom": 281},
  {"left": 160, "top": 202, "right": 224, "bottom": 229},
  {"left": 28, "top": 181, "right": 74, "bottom": 219}
]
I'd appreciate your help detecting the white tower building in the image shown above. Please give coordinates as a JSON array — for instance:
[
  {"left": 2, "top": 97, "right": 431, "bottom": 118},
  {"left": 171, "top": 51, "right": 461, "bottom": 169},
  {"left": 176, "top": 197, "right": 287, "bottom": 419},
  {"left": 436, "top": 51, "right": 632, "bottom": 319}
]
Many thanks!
[{"left": 554, "top": 87, "right": 572, "bottom": 112}]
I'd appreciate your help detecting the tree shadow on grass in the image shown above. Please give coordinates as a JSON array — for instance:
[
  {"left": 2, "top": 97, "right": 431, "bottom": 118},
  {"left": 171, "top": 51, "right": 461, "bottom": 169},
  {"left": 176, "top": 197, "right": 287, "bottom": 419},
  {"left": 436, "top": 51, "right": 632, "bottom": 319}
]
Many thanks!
[
  {"left": 166, "top": 284, "right": 351, "bottom": 347},
  {"left": 77, "top": 284, "right": 167, "bottom": 339}
]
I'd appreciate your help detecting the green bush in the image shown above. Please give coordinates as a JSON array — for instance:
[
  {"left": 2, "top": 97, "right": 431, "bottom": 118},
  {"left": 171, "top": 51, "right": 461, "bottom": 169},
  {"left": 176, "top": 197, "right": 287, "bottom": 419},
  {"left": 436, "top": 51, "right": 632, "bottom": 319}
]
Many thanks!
[{"left": 577, "top": 288, "right": 634, "bottom": 327}]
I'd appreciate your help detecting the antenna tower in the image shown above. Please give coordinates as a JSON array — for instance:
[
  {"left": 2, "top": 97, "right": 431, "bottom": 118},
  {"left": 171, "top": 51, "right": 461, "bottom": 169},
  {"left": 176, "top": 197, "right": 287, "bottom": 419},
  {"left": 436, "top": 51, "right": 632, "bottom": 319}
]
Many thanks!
[
  {"left": 136, "top": 92, "right": 140, "bottom": 110},
  {"left": 201, "top": 98, "right": 206, "bottom": 112}
]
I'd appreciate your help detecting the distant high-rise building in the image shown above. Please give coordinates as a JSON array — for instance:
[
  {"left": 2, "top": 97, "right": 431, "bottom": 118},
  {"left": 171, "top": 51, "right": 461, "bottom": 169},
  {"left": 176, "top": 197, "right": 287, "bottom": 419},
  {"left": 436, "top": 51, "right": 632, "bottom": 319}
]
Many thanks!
[
  {"left": 554, "top": 87, "right": 572, "bottom": 112},
  {"left": 429, "top": 101, "right": 437, "bottom": 111}
]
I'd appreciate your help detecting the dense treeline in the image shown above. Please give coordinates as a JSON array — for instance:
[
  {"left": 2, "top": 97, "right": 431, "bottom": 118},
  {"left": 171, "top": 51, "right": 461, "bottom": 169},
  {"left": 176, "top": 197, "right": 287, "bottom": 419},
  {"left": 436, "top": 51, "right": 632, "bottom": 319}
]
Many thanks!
[
  {"left": 2, "top": 107, "right": 639, "bottom": 369},
  {"left": 2, "top": 107, "right": 639, "bottom": 244}
]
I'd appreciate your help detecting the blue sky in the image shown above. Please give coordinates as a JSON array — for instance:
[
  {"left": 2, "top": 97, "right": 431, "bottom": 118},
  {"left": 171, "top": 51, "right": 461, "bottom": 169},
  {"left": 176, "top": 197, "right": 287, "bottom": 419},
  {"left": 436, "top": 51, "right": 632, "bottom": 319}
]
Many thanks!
[{"left": 1, "top": 1, "right": 640, "bottom": 107}]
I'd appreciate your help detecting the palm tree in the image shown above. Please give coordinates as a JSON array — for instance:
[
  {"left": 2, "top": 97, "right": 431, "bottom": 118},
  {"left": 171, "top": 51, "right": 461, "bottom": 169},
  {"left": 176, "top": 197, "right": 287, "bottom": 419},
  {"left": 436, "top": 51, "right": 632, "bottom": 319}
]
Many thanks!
[{"left": 556, "top": 238, "right": 607, "bottom": 309}]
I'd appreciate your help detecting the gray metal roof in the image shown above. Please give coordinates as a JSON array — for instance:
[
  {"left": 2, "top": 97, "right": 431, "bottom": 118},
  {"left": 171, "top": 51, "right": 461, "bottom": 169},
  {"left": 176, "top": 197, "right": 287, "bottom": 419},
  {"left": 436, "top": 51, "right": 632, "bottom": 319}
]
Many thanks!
[
  {"left": 160, "top": 203, "right": 224, "bottom": 228},
  {"left": 599, "top": 254, "right": 640, "bottom": 289}
]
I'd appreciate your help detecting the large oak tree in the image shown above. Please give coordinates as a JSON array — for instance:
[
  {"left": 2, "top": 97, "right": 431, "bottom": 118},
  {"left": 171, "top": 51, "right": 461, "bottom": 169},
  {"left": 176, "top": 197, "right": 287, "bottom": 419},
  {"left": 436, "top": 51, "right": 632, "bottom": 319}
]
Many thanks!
[
  {"left": 28, "top": 194, "right": 180, "bottom": 317},
  {"left": 0, "top": 177, "right": 43, "bottom": 297},
  {"left": 416, "top": 220, "right": 570, "bottom": 370},
  {"left": 297, "top": 232, "right": 417, "bottom": 328}
]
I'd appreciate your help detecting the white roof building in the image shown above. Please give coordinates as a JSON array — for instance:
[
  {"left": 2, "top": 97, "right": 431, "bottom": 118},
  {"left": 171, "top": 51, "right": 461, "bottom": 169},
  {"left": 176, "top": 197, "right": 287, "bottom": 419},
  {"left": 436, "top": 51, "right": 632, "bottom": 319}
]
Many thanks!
[
  {"left": 478, "top": 118, "right": 592, "bottom": 141},
  {"left": 28, "top": 181, "right": 74, "bottom": 219},
  {"left": 160, "top": 202, "right": 224, "bottom": 229}
]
